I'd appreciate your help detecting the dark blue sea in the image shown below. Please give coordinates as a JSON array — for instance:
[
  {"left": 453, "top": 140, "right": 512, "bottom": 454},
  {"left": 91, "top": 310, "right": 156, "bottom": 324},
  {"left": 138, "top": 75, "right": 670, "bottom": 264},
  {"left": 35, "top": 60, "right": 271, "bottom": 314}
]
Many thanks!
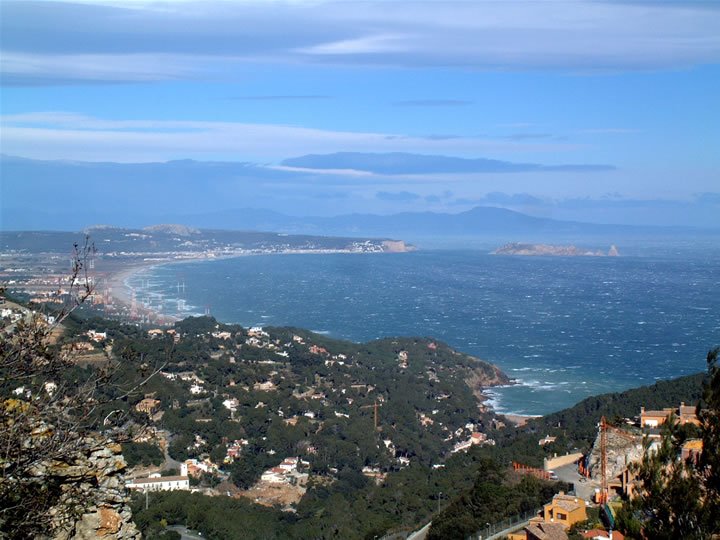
[{"left": 127, "top": 248, "right": 720, "bottom": 415}]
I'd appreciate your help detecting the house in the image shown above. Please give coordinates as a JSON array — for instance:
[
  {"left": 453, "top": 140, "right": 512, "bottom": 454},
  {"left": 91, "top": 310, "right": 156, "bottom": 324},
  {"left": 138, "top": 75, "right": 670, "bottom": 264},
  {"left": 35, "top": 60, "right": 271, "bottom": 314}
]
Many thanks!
[
  {"left": 247, "top": 326, "right": 268, "bottom": 338},
  {"left": 539, "top": 435, "right": 557, "bottom": 446},
  {"left": 678, "top": 402, "right": 700, "bottom": 426},
  {"left": 309, "top": 345, "right": 328, "bottom": 355},
  {"left": 224, "top": 439, "right": 249, "bottom": 463},
  {"left": 542, "top": 492, "right": 587, "bottom": 529},
  {"left": 451, "top": 432, "right": 488, "bottom": 453},
  {"left": 681, "top": 439, "right": 703, "bottom": 462},
  {"left": 86, "top": 330, "right": 107, "bottom": 342},
  {"left": 640, "top": 407, "right": 674, "bottom": 428},
  {"left": 184, "top": 458, "right": 218, "bottom": 477},
  {"left": 398, "top": 350, "right": 409, "bottom": 368},
  {"left": 135, "top": 398, "right": 160, "bottom": 416},
  {"left": 508, "top": 522, "right": 568, "bottom": 540},
  {"left": 222, "top": 398, "right": 239, "bottom": 413},
  {"left": 278, "top": 457, "right": 299, "bottom": 471},
  {"left": 127, "top": 475, "right": 189, "bottom": 492},
  {"left": 361, "top": 466, "right": 386, "bottom": 484},
  {"left": 127, "top": 471, "right": 189, "bottom": 492},
  {"left": 261, "top": 468, "right": 288, "bottom": 483},
  {"left": 640, "top": 402, "right": 701, "bottom": 428}
]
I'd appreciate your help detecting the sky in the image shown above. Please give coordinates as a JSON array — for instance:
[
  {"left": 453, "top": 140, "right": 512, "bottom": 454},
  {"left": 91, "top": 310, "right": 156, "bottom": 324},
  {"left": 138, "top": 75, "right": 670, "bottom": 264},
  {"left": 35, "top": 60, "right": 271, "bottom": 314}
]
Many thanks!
[{"left": 1, "top": 0, "right": 719, "bottom": 227}]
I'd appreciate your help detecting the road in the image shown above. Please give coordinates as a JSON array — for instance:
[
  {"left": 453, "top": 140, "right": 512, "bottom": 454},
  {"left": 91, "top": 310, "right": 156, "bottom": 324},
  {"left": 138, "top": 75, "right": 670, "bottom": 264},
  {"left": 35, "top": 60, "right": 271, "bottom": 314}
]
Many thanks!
[
  {"left": 553, "top": 462, "right": 598, "bottom": 502},
  {"left": 406, "top": 521, "right": 431, "bottom": 540},
  {"left": 168, "top": 525, "right": 204, "bottom": 540}
]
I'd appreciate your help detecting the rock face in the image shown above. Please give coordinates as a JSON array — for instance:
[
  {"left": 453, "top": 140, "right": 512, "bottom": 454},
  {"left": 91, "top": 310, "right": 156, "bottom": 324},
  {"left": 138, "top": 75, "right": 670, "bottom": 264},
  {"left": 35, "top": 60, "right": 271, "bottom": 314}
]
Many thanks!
[
  {"left": 381, "top": 240, "right": 416, "bottom": 253},
  {"left": 586, "top": 429, "right": 643, "bottom": 483},
  {"left": 464, "top": 361, "right": 513, "bottom": 411},
  {"left": 493, "top": 242, "right": 619, "bottom": 257},
  {"left": 35, "top": 439, "right": 141, "bottom": 540}
]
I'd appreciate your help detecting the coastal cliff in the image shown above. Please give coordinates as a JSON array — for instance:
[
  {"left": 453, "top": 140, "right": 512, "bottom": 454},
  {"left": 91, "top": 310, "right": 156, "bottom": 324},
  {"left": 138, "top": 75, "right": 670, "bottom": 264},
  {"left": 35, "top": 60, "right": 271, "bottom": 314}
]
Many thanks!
[
  {"left": 493, "top": 242, "right": 620, "bottom": 257},
  {"left": 381, "top": 240, "right": 416, "bottom": 252},
  {"left": 464, "top": 358, "right": 513, "bottom": 411}
]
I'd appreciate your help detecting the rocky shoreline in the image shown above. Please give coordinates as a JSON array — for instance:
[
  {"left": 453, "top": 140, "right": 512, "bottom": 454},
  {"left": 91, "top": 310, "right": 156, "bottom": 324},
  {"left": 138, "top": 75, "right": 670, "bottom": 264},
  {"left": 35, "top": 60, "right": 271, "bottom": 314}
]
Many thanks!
[{"left": 493, "top": 242, "right": 620, "bottom": 257}]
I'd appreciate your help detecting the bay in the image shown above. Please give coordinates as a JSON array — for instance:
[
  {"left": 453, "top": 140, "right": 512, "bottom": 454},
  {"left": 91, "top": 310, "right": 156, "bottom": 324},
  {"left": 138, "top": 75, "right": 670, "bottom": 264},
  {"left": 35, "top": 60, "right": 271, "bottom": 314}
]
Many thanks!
[{"left": 127, "top": 249, "right": 720, "bottom": 415}]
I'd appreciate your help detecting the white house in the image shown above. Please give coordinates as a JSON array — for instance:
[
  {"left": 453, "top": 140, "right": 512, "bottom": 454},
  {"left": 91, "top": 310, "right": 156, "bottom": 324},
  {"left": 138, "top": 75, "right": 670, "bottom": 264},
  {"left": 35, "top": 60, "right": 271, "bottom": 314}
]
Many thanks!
[{"left": 126, "top": 470, "right": 190, "bottom": 492}]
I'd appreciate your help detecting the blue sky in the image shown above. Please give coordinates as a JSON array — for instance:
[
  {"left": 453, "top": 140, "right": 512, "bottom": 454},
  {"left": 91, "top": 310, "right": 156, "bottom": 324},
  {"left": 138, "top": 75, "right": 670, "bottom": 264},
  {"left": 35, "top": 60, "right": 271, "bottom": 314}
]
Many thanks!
[{"left": 1, "top": 0, "right": 719, "bottom": 226}]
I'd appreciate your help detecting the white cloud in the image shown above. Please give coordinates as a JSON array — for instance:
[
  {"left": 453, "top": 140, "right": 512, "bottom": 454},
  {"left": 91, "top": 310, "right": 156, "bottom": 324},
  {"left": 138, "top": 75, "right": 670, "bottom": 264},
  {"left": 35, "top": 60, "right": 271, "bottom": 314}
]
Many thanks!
[
  {"left": 2, "top": 0, "right": 719, "bottom": 84},
  {"left": 0, "top": 112, "right": 579, "bottom": 162}
]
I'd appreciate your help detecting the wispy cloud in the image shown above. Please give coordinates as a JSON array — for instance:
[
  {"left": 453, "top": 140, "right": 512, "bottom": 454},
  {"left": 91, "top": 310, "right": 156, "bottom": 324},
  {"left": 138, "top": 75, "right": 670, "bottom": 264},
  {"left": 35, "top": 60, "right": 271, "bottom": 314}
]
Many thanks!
[
  {"left": 3, "top": 0, "right": 720, "bottom": 85},
  {"left": 281, "top": 152, "right": 615, "bottom": 175},
  {"left": 0, "top": 112, "right": 580, "bottom": 162}
]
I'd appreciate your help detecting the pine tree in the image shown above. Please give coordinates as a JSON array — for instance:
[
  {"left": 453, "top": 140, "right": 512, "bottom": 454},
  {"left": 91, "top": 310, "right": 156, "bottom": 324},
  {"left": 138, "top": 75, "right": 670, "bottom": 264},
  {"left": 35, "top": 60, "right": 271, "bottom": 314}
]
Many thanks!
[{"left": 627, "top": 348, "right": 719, "bottom": 539}]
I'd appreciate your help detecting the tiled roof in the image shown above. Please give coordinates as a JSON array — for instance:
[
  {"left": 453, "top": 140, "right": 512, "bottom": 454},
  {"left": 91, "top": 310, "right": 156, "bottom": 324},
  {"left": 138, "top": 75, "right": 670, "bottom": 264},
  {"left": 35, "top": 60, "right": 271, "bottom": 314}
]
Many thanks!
[{"left": 527, "top": 522, "right": 568, "bottom": 540}]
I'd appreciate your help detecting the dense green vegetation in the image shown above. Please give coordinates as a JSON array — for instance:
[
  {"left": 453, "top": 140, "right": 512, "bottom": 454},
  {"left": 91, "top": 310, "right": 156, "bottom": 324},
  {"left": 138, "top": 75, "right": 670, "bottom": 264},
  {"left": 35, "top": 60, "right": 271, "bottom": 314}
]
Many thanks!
[
  {"left": 122, "top": 442, "right": 164, "bottom": 468},
  {"left": 48, "top": 311, "right": 717, "bottom": 539},
  {"left": 428, "top": 461, "right": 568, "bottom": 540}
]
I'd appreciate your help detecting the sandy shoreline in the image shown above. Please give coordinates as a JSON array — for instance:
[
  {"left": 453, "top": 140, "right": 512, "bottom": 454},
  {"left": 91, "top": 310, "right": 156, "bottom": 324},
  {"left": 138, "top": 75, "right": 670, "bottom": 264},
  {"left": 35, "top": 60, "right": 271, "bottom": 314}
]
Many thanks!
[
  {"left": 102, "top": 261, "right": 182, "bottom": 325},
  {"left": 502, "top": 413, "right": 538, "bottom": 427}
]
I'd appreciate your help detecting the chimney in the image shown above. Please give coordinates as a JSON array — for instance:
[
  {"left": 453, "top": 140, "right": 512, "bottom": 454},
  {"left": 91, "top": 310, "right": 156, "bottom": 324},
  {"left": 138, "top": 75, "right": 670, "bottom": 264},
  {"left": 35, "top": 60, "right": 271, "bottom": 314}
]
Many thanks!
[{"left": 641, "top": 406, "right": 645, "bottom": 413}]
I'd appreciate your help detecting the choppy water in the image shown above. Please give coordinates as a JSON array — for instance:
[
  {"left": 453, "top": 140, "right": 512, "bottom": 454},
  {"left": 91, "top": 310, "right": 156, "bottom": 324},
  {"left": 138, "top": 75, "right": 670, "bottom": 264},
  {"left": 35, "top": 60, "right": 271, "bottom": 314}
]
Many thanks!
[{"left": 127, "top": 249, "right": 720, "bottom": 415}]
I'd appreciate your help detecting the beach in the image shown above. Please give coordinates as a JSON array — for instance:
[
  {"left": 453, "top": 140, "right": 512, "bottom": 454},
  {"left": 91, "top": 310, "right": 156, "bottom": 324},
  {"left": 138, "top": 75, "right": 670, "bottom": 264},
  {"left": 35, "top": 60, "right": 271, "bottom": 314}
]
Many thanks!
[{"left": 102, "top": 260, "right": 181, "bottom": 325}]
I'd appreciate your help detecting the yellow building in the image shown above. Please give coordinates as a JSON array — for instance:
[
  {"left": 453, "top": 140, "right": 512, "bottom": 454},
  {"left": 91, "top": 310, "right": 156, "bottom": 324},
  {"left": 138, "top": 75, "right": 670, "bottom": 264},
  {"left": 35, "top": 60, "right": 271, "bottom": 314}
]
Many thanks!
[
  {"left": 542, "top": 492, "right": 587, "bottom": 528},
  {"left": 508, "top": 493, "right": 586, "bottom": 540}
]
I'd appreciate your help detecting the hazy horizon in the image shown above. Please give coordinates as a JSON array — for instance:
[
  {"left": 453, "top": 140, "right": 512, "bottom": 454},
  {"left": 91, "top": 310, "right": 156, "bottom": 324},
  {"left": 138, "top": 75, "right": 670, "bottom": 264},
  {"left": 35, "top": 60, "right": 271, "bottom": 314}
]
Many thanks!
[{"left": 2, "top": 1, "right": 719, "bottom": 229}]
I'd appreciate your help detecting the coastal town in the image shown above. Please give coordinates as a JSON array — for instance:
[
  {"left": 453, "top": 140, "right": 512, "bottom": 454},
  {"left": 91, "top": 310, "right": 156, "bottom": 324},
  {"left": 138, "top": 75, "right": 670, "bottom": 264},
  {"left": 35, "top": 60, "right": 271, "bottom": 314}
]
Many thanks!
[
  {"left": 1, "top": 285, "right": 710, "bottom": 539},
  {"left": 0, "top": 225, "right": 413, "bottom": 325}
]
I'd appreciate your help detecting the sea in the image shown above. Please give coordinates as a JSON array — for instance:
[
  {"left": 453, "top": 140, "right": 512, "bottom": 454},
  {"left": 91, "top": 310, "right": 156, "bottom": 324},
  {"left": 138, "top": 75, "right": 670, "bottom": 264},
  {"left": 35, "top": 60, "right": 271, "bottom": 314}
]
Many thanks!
[{"left": 126, "top": 246, "right": 720, "bottom": 416}]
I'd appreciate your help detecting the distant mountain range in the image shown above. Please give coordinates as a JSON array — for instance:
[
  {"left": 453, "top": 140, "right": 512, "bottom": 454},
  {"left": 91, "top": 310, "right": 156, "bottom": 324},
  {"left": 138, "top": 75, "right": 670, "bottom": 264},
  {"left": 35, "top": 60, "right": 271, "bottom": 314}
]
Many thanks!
[
  {"left": 3, "top": 204, "right": 713, "bottom": 246},
  {"left": 1, "top": 154, "right": 717, "bottom": 240}
]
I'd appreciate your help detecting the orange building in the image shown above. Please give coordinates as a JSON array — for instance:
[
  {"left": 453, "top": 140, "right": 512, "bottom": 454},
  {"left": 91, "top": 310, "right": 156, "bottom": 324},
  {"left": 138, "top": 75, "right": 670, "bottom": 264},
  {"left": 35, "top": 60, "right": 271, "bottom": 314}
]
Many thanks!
[
  {"left": 542, "top": 492, "right": 587, "bottom": 529},
  {"left": 640, "top": 402, "right": 700, "bottom": 428},
  {"left": 681, "top": 439, "right": 703, "bottom": 462}
]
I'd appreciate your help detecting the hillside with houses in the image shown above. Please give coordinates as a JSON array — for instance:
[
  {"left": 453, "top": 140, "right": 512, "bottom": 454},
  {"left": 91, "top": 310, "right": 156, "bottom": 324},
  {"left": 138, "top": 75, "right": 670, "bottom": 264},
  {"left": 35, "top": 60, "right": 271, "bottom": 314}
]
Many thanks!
[{"left": 1, "top": 294, "right": 716, "bottom": 539}]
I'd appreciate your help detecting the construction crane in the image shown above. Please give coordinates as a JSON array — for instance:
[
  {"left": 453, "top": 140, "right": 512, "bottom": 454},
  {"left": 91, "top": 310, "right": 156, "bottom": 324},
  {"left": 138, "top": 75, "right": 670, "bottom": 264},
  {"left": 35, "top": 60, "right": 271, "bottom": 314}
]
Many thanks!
[
  {"left": 360, "top": 399, "right": 384, "bottom": 431},
  {"left": 598, "top": 416, "right": 638, "bottom": 504}
]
